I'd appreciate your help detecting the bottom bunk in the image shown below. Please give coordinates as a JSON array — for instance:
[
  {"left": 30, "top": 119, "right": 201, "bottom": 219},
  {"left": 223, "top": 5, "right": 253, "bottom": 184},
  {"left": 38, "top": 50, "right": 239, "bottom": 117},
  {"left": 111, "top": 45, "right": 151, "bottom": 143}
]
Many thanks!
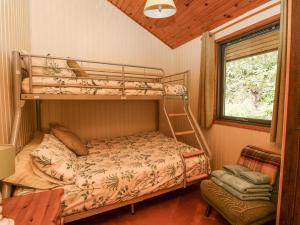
[{"left": 5, "top": 131, "right": 211, "bottom": 222}]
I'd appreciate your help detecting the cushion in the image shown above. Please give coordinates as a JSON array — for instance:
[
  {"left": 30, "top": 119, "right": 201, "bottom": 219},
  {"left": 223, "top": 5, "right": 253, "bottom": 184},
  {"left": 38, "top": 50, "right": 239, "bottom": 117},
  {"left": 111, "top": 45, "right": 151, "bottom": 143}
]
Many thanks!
[
  {"left": 5, "top": 189, "right": 64, "bottom": 225},
  {"left": 237, "top": 146, "right": 281, "bottom": 185},
  {"left": 30, "top": 134, "right": 78, "bottom": 184},
  {"left": 200, "top": 179, "right": 276, "bottom": 225},
  {"left": 66, "top": 60, "right": 89, "bottom": 77},
  {"left": 51, "top": 125, "right": 88, "bottom": 156},
  {"left": 3, "top": 133, "right": 58, "bottom": 189}
]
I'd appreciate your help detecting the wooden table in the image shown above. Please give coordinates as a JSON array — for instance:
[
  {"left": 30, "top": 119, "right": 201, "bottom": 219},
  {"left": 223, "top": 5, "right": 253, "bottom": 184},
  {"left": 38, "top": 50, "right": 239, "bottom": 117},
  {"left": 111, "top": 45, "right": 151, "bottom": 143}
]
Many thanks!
[{"left": 2, "top": 189, "right": 64, "bottom": 225}]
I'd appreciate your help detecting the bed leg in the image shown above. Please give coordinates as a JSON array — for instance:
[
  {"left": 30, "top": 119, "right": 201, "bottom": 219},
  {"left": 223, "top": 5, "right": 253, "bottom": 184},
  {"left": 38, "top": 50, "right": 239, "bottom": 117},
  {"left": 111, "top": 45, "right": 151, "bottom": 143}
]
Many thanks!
[
  {"left": 1, "top": 183, "right": 12, "bottom": 199},
  {"left": 205, "top": 204, "right": 212, "bottom": 217},
  {"left": 130, "top": 204, "right": 135, "bottom": 215}
]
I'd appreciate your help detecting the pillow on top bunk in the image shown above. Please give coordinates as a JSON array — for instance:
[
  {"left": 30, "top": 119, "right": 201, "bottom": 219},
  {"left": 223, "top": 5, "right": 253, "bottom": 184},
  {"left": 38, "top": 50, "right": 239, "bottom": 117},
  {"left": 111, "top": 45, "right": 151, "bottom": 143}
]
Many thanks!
[
  {"left": 30, "top": 134, "right": 78, "bottom": 184},
  {"left": 29, "top": 54, "right": 76, "bottom": 77},
  {"left": 51, "top": 124, "right": 88, "bottom": 156},
  {"left": 66, "top": 60, "right": 89, "bottom": 77}
]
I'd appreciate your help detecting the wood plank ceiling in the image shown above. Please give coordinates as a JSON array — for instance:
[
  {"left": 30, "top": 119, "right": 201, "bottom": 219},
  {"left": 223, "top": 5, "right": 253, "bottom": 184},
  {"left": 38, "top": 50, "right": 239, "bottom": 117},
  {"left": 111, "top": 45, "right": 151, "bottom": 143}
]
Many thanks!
[{"left": 108, "top": 0, "right": 271, "bottom": 49}]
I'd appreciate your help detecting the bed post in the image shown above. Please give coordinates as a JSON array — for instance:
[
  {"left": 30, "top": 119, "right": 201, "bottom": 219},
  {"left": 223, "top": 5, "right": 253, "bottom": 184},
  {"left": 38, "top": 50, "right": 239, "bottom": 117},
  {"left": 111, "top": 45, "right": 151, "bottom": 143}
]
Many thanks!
[
  {"left": 130, "top": 204, "right": 135, "bottom": 215},
  {"left": 2, "top": 51, "right": 25, "bottom": 198},
  {"left": 10, "top": 51, "right": 25, "bottom": 146},
  {"left": 35, "top": 100, "right": 41, "bottom": 131}
]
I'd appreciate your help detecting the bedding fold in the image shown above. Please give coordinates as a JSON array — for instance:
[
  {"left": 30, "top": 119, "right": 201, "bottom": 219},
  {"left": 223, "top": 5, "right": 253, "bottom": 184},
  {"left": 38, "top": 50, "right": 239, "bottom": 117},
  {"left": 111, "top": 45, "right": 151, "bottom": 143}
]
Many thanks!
[
  {"left": 3, "top": 133, "right": 59, "bottom": 190},
  {"left": 223, "top": 164, "right": 250, "bottom": 176},
  {"left": 211, "top": 170, "right": 273, "bottom": 193},
  {"left": 211, "top": 177, "right": 271, "bottom": 201},
  {"left": 239, "top": 171, "right": 271, "bottom": 185}
]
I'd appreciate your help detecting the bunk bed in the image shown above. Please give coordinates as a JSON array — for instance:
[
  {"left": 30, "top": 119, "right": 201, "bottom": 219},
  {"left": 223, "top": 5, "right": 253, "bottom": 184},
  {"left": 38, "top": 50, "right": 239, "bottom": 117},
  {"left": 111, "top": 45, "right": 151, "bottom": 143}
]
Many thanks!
[{"left": 3, "top": 51, "right": 212, "bottom": 223}]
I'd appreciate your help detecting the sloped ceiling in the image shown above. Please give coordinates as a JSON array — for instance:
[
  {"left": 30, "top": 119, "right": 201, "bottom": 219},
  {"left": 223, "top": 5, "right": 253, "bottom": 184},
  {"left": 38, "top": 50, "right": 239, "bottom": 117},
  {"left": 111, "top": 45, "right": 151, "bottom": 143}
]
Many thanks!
[{"left": 108, "top": 0, "right": 271, "bottom": 49}]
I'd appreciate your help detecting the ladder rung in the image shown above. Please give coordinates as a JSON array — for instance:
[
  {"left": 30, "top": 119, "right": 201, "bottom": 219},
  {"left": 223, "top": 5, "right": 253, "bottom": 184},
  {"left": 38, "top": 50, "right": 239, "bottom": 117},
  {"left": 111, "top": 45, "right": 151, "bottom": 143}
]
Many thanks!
[
  {"left": 175, "top": 130, "right": 195, "bottom": 136},
  {"left": 186, "top": 174, "right": 209, "bottom": 183},
  {"left": 182, "top": 150, "right": 205, "bottom": 158},
  {"left": 165, "top": 95, "right": 183, "bottom": 98},
  {"left": 168, "top": 113, "right": 187, "bottom": 117}
]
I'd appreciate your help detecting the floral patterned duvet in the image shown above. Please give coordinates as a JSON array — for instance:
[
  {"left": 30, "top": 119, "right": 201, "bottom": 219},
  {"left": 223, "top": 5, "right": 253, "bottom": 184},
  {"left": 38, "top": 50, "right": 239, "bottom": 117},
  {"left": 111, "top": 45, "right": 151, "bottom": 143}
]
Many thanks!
[
  {"left": 14, "top": 131, "right": 210, "bottom": 217},
  {"left": 22, "top": 77, "right": 187, "bottom": 96}
]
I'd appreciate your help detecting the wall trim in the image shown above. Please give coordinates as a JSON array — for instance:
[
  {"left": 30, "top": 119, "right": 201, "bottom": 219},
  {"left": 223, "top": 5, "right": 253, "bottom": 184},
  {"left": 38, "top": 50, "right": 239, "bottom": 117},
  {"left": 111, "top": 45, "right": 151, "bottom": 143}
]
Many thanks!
[
  {"left": 214, "top": 120, "right": 271, "bottom": 133},
  {"left": 215, "top": 14, "right": 280, "bottom": 43}
]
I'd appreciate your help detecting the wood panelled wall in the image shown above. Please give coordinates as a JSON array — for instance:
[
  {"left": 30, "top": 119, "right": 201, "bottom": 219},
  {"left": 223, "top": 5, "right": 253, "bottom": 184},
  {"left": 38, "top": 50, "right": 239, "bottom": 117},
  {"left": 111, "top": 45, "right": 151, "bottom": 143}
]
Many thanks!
[
  {"left": 170, "top": 0, "right": 281, "bottom": 169},
  {"left": 40, "top": 101, "right": 158, "bottom": 141},
  {"left": 0, "top": 0, "right": 35, "bottom": 147}
]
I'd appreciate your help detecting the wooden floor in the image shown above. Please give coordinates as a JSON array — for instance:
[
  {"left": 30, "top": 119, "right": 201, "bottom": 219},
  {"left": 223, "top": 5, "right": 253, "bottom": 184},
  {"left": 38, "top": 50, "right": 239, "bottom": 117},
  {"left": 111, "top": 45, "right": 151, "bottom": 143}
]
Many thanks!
[{"left": 68, "top": 185, "right": 230, "bottom": 225}]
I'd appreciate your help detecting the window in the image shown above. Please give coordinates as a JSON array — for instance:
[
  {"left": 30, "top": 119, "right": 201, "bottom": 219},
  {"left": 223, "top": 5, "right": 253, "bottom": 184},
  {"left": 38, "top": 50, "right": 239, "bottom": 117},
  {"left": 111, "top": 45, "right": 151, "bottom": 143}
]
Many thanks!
[{"left": 217, "top": 21, "right": 280, "bottom": 126}]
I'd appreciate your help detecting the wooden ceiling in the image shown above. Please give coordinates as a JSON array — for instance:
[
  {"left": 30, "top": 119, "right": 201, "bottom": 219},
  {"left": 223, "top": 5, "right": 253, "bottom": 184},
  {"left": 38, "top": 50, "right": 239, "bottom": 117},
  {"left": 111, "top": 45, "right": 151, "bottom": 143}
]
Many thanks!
[{"left": 108, "top": 0, "right": 271, "bottom": 49}]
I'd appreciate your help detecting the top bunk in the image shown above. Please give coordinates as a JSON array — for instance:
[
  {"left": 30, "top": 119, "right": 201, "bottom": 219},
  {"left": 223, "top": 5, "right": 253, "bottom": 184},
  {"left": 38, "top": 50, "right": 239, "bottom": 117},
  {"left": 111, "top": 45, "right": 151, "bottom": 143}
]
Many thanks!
[{"left": 13, "top": 51, "right": 190, "bottom": 101}]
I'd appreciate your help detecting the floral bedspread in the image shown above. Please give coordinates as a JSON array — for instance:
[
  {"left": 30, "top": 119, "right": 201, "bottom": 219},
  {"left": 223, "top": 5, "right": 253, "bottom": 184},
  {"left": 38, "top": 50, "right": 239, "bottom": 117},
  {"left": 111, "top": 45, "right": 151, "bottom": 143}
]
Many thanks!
[
  {"left": 14, "top": 131, "right": 210, "bottom": 217},
  {"left": 22, "top": 77, "right": 186, "bottom": 96}
]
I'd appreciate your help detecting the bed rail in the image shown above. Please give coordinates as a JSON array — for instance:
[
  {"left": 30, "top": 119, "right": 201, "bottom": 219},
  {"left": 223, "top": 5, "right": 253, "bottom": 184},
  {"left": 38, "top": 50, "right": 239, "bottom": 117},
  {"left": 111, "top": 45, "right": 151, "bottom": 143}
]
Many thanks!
[
  {"left": 161, "top": 71, "right": 189, "bottom": 89},
  {"left": 11, "top": 51, "right": 210, "bottom": 157},
  {"left": 19, "top": 52, "right": 168, "bottom": 100}
]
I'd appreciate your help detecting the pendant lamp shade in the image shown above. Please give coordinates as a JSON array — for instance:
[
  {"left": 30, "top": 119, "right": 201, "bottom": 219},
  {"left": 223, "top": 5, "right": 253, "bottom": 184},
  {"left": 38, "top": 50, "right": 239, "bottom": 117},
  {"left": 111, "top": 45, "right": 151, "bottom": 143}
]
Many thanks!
[{"left": 144, "top": 0, "right": 176, "bottom": 19}]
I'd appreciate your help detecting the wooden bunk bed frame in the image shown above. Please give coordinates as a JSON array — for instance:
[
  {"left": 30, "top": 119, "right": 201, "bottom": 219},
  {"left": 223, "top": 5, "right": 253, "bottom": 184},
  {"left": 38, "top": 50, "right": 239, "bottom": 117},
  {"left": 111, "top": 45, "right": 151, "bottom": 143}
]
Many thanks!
[{"left": 3, "top": 51, "right": 212, "bottom": 223}]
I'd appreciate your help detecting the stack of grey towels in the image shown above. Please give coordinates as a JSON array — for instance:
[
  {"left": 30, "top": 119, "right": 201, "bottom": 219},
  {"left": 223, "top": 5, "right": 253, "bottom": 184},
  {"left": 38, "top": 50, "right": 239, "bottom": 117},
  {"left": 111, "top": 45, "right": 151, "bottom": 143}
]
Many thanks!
[{"left": 211, "top": 165, "right": 273, "bottom": 201}]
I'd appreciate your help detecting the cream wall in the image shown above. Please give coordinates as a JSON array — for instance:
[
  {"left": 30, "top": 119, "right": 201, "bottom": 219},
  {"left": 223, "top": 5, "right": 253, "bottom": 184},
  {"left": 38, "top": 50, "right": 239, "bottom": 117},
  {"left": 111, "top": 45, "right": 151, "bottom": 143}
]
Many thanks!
[
  {"left": 29, "top": 0, "right": 173, "bottom": 73},
  {"left": 0, "top": 0, "right": 35, "bottom": 146},
  {"left": 171, "top": 0, "right": 281, "bottom": 169}
]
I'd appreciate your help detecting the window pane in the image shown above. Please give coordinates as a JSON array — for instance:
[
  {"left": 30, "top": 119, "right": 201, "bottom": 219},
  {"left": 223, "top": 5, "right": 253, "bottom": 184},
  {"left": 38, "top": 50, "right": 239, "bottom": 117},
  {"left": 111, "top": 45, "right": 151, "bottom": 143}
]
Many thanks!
[{"left": 224, "top": 50, "right": 278, "bottom": 120}]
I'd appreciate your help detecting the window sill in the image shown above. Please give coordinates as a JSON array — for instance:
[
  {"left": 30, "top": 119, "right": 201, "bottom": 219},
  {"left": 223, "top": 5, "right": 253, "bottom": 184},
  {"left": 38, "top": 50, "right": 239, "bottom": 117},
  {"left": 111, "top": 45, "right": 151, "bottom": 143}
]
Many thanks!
[{"left": 213, "top": 120, "right": 271, "bottom": 133}]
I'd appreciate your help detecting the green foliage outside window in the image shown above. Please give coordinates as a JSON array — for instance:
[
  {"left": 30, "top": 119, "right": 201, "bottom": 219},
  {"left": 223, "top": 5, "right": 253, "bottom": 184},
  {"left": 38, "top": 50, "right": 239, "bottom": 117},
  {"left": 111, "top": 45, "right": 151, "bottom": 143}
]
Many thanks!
[{"left": 224, "top": 50, "right": 278, "bottom": 120}]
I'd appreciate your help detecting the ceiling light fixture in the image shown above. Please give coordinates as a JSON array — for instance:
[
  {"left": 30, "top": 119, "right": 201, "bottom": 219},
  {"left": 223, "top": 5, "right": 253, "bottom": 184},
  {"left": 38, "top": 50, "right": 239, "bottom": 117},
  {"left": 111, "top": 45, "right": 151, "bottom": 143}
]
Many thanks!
[{"left": 144, "top": 0, "right": 177, "bottom": 19}]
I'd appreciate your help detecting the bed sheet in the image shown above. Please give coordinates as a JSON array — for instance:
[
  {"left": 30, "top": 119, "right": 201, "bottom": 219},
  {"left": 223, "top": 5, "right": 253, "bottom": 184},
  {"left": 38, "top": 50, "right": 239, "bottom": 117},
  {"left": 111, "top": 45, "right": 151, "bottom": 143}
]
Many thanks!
[
  {"left": 22, "top": 77, "right": 186, "bottom": 96},
  {"left": 14, "top": 131, "right": 210, "bottom": 216}
]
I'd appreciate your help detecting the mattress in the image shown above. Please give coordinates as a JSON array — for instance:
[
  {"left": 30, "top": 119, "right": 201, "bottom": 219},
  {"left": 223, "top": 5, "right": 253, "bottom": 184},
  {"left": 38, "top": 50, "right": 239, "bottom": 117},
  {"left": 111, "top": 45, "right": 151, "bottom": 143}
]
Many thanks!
[
  {"left": 14, "top": 131, "right": 210, "bottom": 217},
  {"left": 21, "top": 77, "right": 187, "bottom": 96}
]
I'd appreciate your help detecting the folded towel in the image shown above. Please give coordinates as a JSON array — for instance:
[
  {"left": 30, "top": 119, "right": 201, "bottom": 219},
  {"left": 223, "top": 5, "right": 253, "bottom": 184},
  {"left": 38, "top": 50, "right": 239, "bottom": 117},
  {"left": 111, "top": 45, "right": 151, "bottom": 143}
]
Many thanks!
[
  {"left": 223, "top": 164, "right": 250, "bottom": 176},
  {"left": 212, "top": 170, "right": 273, "bottom": 193},
  {"left": 240, "top": 171, "right": 271, "bottom": 185},
  {"left": 211, "top": 170, "right": 228, "bottom": 178},
  {"left": 211, "top": 177, "right": 271, "bottom": 201}
]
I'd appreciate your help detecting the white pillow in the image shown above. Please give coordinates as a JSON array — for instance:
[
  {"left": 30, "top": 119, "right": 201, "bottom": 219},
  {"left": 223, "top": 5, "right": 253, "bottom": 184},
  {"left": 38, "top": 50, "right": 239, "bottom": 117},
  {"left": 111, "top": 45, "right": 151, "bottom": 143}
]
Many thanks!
[
  {"left": 31, "top": 134, "right": 78, "bottom": 184},
  {"left": 46, "top": 57, "right": 76, "bottom": 77},
  {"left": 30, "top": 55, "right": 76, "bottom": 77}
]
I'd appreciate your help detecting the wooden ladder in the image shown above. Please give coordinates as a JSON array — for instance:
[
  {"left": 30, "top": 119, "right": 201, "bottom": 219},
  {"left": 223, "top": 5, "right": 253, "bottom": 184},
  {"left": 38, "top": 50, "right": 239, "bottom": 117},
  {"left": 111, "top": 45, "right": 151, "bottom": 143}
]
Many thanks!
[{"left": 163, "top": 95, "right": 212, "bottom": 186}]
